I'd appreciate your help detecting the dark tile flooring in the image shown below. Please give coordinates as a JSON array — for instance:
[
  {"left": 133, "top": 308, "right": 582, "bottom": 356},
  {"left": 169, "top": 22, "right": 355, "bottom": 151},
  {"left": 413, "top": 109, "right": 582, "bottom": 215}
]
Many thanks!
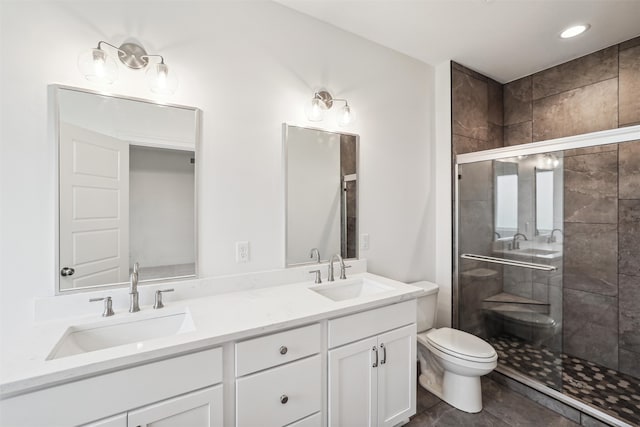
[
  {"left": 490, "top": 335, "right": 640, "bottom": 426},
  {"left": 408, "top": 377, "right": 579, "bottom": 427}
]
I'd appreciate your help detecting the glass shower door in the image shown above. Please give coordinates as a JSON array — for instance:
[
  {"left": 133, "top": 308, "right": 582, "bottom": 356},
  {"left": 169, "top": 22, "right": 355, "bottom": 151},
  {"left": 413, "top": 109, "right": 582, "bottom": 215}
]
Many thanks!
[{"left": 457, "top": 153, "right": 564, "bottom": 391}]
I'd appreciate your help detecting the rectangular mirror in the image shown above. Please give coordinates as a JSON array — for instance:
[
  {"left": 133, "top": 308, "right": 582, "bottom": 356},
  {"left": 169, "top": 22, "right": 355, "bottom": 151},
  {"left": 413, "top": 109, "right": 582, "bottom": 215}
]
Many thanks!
[
  {"left": 52, "top": 85, "right": 200, "bottom": 292},
  {"left": 283, "top": 124, "right": 358, "bottom": 266}
]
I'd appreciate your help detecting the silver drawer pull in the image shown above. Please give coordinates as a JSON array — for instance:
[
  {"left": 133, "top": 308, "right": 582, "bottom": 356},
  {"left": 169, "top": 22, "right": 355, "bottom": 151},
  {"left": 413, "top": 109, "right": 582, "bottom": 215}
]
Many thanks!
[
  {"left": 372, "top": 346, "right": 378, "bottom": 367},
  {"left": 279, "top": 346, "right": 288, "bottom": 355},
  {"left": 280, "top": 394, "right": 289, "bottom": 404},
  {"left": 380, "top": 343, "right": 386, "bottom": 364}
]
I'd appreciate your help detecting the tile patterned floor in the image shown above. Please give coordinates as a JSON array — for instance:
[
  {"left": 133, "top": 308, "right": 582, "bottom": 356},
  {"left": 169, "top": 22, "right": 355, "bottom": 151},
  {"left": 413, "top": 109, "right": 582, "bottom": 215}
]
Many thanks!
[
  {"left": 408, "top": 377, "right": 579, "bottom": 427},
  {"left": 490, "top": 335, "right": 640, "bottom": 426}
]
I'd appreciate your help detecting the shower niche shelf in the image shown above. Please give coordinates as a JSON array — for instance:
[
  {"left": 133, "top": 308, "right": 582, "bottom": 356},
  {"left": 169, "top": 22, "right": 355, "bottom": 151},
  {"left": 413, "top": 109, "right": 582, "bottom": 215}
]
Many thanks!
[{"left": 482, "top": 292, "right": 549, "bottom": 314}]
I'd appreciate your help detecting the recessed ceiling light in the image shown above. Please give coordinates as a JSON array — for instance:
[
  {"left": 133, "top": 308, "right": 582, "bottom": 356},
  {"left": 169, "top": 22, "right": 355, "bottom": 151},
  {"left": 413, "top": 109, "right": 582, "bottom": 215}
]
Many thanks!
[{"left": 560, "top": 24, "right": 590, "bottom": 39}]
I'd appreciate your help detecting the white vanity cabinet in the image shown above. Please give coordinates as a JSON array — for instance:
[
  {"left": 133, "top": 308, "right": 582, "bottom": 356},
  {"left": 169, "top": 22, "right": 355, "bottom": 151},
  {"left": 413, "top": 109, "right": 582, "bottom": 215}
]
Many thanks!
[
  {"left": 327, "top": 300, "right": 417, "bottom": 427},
  {"left": 235, "top": 323, "right": 322, "bottom": 427},
  {"left": 1, "top": 348, "right": 223, "bottom": 427}
]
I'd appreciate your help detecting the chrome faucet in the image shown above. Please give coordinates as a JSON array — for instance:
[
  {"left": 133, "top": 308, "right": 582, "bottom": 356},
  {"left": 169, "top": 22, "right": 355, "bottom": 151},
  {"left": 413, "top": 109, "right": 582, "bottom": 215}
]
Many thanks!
[
  {"left": 327, "top": 253, "right": 350, "bottom": 281},
  {"left": 309, "top": 248, "right": 321, "bottom": 263},
  {"left": 547, "top": 228, "right": 563, "bottom": 244},
  {"left": 511, "top": 233, "right": 528, "bottom": 250},
  {"left": 129, "top": 262, "right": 140, "bottom": 313}
]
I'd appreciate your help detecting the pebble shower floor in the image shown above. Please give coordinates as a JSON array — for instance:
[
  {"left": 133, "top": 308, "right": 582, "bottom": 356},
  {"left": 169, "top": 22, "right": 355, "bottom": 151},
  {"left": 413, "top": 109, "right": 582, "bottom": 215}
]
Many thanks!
[{"left": 490, "top": 335, "right": 640, "bottom": 426}]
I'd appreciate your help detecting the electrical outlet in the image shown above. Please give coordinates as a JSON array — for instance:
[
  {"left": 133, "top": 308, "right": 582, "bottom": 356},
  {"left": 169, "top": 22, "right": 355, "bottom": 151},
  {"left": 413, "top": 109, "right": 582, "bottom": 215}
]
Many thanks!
[
  {"left": 360, "top": 233, "right": 370, "bottom": 250},
  {"left": 236, "top": 241, "right": 249, "bottom": 263}
]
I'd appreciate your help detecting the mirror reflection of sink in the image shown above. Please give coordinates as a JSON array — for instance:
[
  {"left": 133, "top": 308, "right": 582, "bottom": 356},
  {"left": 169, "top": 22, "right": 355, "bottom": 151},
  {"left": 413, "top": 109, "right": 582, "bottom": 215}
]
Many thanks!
[
  {"left": 47, "top": 311, "right": 195, "bottom": 360},
  {"left": 310, "top": 278, "right": 394, "bottom": 302}
]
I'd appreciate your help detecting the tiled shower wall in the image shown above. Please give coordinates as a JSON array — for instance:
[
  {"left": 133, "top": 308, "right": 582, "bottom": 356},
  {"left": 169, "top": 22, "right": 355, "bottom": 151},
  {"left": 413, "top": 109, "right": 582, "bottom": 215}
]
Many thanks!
[{"left": 452, "top": 36, "right": 640, "bottom": 377}]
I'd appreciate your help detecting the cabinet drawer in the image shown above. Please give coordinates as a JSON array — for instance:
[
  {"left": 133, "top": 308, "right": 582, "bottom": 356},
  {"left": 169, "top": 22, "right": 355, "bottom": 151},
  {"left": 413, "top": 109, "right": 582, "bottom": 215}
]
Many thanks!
[
  {"left": 236, "top": 355, "right": 321, "bottom": 427},
  {"left": 286, "top": 412, "right": 321, "bottom": 427},
  {"left": 235, "top": 323, "right": 320, "bottom": 376},
  {"left": 328, "top": 299, "right": 416, "bottom": 348}
]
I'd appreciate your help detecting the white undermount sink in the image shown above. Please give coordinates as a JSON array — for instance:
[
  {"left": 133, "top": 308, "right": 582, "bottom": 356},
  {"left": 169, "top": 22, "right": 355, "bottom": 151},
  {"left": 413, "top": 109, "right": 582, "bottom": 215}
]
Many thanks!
[
  {"left": 310, "top": 277, "right": 394, "bottom": 302},
  {"left": 47, "top": 310, "right": 195, "bottom": 360}
]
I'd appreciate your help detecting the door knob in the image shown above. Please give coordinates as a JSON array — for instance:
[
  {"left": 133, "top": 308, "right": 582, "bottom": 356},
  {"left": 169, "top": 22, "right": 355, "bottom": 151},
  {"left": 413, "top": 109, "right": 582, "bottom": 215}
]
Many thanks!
[{"left": 60, "top": 267, "right": 75, "bottom": 276}]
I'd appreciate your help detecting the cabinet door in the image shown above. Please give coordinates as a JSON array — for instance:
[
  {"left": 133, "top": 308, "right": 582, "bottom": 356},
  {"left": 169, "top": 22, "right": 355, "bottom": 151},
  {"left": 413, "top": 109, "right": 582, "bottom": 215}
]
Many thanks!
[
  {"left": 377, "top": 324, "right": 416, "bottom": 427},
  {"left": 328, "top": 336, "right": 378, "bottom": 427},
  {"left": 127, "top": 385, "right": 222, "bottom": 427}
]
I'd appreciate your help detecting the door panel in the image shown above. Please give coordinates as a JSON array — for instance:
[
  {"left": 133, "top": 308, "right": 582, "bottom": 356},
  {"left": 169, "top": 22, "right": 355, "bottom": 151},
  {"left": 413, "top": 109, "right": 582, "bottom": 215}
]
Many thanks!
[
  {"left": 328, "top": 336, "right": 378, "bottom": 427},
  {"left": 127, "top": 386, "right": 222, "bottom": 427},
  {"left": 377, "top": 324, "right": 416, "bottom": 427},
  {"left": 59, "top": 123, "right": 129, "bottom": 289}
]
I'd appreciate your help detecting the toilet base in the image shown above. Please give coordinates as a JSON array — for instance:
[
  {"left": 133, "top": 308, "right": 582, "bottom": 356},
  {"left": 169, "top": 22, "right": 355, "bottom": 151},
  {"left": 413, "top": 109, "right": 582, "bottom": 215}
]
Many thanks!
[
  {"left": 442, "top": 371, "right": 483, "bottom": 413},
  {"left": 419, "top": 372, "right": 483, "bottom": 413}
]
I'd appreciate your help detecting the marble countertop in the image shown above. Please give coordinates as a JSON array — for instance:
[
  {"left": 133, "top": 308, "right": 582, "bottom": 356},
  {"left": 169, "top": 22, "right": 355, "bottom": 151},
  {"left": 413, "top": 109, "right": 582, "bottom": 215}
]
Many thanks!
[{"left": 0, "top": 272, "right": 427, "bottom": 399}]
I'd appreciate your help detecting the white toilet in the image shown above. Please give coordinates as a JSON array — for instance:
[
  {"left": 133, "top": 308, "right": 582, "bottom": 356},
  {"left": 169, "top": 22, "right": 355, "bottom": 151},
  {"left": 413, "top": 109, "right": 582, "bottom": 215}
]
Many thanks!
[{"left": 413, "top": 281, "right": 498, "bottom": 413}]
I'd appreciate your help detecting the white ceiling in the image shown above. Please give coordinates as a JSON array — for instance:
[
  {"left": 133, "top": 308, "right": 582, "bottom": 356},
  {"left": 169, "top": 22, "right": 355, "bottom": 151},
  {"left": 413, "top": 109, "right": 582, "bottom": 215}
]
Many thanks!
[{"left": 276, "top": 0, "right": 640, "bottom": 83}]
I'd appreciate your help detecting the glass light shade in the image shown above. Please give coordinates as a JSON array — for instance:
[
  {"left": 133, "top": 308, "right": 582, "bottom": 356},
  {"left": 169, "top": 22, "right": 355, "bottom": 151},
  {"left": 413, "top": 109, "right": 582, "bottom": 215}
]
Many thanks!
[
  {"left": 78, "top": 48, "right": 118, "bottom": 84},
  {"left": 146, "top": 63, "right": 178, "bottom": 95},
  {"left": 337, "top": 104, "right": 354, "bottom": 126},
  {"left": 305, "top": 97, "right": 325, "bottom": 122}
]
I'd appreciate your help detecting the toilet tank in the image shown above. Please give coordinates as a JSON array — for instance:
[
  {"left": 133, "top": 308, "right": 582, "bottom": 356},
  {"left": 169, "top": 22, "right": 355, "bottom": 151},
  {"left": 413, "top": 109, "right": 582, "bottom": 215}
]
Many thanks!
[{"left": 411, "top": 281, "right": 439, "bottom": 333}]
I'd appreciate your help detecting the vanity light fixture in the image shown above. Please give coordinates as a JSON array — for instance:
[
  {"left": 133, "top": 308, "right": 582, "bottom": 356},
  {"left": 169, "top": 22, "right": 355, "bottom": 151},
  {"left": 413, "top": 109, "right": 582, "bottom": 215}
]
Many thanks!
[
  {"left": 305, "top": 91, "right": 354, "bottom": 126},
  {"left": 560, "top": 24, "right": 590, "bottom": 39},
  {"left": 78, "top": 41, "right": 178, "bottom": 94}
]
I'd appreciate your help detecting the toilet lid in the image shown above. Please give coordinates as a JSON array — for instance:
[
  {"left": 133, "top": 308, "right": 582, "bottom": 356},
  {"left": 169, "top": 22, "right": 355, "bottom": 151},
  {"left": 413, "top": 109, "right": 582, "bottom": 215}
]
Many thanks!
[{"left": 426, "top": 328, "right": 496, "bottom": 360}]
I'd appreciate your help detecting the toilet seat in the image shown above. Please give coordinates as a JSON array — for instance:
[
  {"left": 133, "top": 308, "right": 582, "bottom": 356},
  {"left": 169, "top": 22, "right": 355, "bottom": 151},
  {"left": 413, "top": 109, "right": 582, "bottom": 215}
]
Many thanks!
[{"left": 424, "top": 328, "right": 497, "bottom": 363}]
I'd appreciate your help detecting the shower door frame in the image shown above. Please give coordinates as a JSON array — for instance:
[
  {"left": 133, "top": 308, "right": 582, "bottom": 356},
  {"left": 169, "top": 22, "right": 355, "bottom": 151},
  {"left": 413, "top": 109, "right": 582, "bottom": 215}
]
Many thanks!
[{"left": 453, "top": 124, "right": 640, "bottom": 426}]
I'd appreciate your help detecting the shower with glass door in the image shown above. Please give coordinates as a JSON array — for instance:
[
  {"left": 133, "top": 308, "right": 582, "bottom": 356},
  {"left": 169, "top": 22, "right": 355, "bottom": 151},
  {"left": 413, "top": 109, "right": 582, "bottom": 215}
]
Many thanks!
[{"left": 455, "top": 129, "right": 640, "bottom": 426}]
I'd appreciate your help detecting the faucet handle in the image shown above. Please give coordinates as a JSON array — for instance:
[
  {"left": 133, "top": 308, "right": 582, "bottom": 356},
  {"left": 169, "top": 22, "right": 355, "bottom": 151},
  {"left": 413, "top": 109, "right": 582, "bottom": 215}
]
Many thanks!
[
  {"left": 153, "top": 288, "right": 175, "bottom": 309},
  {"left": 89, "top": 296, "right": 114, "bottom": 317},
  {"left": 133, "top": 262, "right": 140, "bottom": 274},
  {"left": 309, "top": 270, "right": 322, "bottom": 284}
]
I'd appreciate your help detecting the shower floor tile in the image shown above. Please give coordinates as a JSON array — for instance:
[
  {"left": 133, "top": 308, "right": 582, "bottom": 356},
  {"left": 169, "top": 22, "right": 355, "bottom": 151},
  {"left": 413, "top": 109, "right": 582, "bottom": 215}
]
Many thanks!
[{"left": 490, "top": 335, "right": 640, "bottom": 426}]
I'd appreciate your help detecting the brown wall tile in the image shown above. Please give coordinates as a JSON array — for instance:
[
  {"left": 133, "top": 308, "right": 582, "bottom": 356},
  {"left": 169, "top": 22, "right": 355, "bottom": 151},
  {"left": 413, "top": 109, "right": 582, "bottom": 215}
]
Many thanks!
[
  {"left": 532, "top": 46, "right": 618, "bottom": 100},
  {"left": 452, "top": 70, "right": 489, "bottom": 141},
  {"left": 504, "top": 121, "right": 532, "bottom": 146},
  {"left": 619, "top": 45, "right": 640, "bottom": 127},
  {"left": 619, "top": 200, "right": 640, "bottom": 277},
  {"left": 452, "top": 61, "right": 489, "bottom": 82},
  {"left": 619, "top": 140, "right": 640, "bottom": 199},
  {"left": 453, "top": 134, "right": 495, "bottom": 156},
  {"left": 504, "top": 76, "right": 532, "bottom": 125},
  {"left": 564, "top": 222, "right": 618, "bottom": 296},
  {"left": 619, "top": 274, "right": 640, "bottom": 353},
  {"left": 488, "top": 79, "right": 504, "bottom": 126},
  {"left": 620, "top": 36, "right": 640, "bottom": 51},
  {"left": 564, "top": 150, "right": 618, "bottom": 224},
  {"left": 563, "top": 288, "right": 618, "bottom": 369},
  {"left": 532, "top": 78, "right": 618, "bottom": 142}
]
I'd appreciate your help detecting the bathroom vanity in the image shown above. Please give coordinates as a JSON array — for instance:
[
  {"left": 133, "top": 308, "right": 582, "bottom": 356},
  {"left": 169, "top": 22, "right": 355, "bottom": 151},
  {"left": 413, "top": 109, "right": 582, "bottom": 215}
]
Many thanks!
[{"left": 0, "top": 272, "right": 424, "bottom": 427}]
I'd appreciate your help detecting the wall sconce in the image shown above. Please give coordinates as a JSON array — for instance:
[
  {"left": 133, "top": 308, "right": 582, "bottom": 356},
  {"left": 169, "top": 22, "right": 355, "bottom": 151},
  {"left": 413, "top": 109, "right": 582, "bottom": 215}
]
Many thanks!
[
  {"left": 305, "top": 91, "right": 354, "bottom": 126},
  {"left": 78, "top": 41, "right": 178, "bottom": 94}
]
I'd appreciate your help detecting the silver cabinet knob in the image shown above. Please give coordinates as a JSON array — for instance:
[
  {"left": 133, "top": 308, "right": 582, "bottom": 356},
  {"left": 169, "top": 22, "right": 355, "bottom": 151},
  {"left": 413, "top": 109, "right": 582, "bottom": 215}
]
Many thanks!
[
  {"left": 61, "top": 267, "right": 75, "bottom": 276},
  {"left": 279, "top": 346, "right": 288, "bottom": 355},
  {"left": 280, "top": 395, "right": 289, "bottom": 404}
]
